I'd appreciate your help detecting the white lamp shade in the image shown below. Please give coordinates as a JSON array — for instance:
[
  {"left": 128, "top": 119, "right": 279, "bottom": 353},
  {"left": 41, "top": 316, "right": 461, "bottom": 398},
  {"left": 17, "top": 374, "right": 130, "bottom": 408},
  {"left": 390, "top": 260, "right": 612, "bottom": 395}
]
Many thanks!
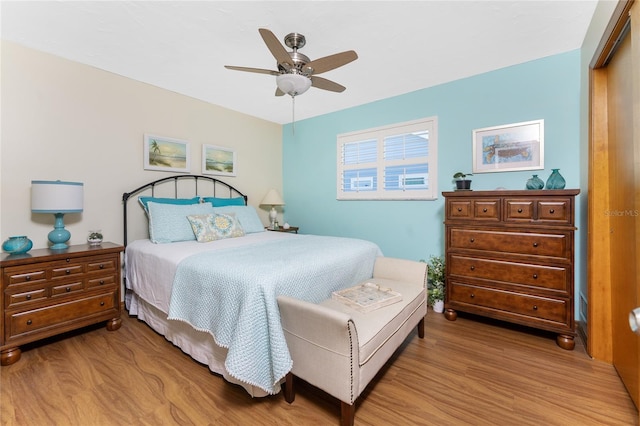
[
  {"left": 31, "top": 180, "right": 84, "bottom": 213},
  {"left": 260, "top": 189, "right": 285, "bottom": 206},
  {"left": 276, "top": 74, "right": 312, "bottom": 97}
]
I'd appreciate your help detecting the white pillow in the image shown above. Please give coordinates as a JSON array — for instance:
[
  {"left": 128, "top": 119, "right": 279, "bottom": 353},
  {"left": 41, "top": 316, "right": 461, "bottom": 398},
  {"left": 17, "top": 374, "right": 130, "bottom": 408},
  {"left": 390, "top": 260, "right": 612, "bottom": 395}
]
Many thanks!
[{"left": 147, "top": 201, "right": 214, "bottom": 243}]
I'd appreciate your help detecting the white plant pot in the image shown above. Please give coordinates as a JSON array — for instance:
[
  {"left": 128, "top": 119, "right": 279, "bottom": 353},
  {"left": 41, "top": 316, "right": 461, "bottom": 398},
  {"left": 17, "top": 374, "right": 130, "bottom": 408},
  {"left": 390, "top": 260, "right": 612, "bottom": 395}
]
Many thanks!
[{"left": 432, "top": 300, "right": 444, "bottom": 313}]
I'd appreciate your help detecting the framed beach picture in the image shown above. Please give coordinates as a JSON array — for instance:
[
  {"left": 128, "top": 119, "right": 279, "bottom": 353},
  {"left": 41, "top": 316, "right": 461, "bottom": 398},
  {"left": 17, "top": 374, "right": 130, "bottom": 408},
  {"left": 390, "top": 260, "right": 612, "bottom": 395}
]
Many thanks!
[
  {"left": 202, "top": 145, "right": 237, "bottom": 177},
  {"left": 472, "top": 120, "right": 544, "bottom": 173},
  {"left": 143, "top": 134, "right": 191, "bottom": 173}
]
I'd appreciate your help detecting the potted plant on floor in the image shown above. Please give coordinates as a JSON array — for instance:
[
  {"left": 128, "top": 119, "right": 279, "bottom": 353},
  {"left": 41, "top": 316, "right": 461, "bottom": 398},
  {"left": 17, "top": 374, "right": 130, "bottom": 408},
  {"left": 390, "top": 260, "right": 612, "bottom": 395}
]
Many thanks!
[
  {"left": 426, "top": 255, "right": 445, "bottom": 313},
  {"left": 453, "top": 172, "right": 473, "bottom": 190}
]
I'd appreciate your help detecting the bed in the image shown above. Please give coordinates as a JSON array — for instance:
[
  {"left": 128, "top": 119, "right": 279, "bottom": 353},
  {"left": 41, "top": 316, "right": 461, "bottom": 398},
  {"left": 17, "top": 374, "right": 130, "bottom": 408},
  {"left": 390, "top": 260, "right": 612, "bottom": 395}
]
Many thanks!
[{"left": 122, "top": 175, "right": 382, "bottom": 397}]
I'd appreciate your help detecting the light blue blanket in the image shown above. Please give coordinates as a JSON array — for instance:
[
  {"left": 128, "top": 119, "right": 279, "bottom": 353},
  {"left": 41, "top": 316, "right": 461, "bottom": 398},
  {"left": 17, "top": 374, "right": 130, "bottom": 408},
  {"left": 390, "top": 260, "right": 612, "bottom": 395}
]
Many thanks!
[{"left": 167, "top": 234, "right": 381, "bottom": 394}]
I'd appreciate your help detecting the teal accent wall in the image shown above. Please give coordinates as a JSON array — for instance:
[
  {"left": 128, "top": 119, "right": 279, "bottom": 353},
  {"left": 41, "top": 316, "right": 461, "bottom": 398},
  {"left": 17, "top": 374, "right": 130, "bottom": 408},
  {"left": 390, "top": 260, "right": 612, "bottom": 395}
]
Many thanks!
[{"left": 283, "top": 50, "right": 583, "bottom": 314}]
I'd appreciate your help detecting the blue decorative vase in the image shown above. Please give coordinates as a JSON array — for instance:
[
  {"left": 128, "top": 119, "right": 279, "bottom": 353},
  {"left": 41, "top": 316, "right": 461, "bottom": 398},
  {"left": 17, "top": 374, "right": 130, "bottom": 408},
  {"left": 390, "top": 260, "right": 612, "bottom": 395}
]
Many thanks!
[
  {"left": 545, "top": 169, "right": 566, "bottom": 189},
  {"left": 526, "top": 174, "right": 545, "bottom": 190},
  {"left": 2, "top": 236, "right": 33, "bottom": 254}
]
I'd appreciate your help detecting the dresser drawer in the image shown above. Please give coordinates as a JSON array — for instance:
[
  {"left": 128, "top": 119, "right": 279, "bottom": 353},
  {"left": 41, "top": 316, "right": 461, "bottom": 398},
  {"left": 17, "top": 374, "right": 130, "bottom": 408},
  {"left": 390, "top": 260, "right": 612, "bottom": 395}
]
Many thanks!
[
  {"left": 87, "top": 275, "right": 116, "bottom": 289},
  {"left": 447, "top": 199, "right": 500, "bottom": 221},
  {"left": 504, "top": 197, "right": 572, "bottom": 224},
  {"left": 505, "top": 199, "right": 534, "bottom": 220},
  {"left": 6, "top": 288, "right": 47, "bottom": 308},
  {"left": 87, "top": 256, "right": 117, "bottom": 273},
  {"left": 449, "top": 228, "right": 569, "bottom": 258},
  {"left": 51, "top": 281, "right": 84, "bottom": 297},
  {"left": 51, "top": 263, "right": 84, "bottom": 279},
  {"left": 448, "top": 255, "right": 568, "bottom": 291},
  {"left": 537, "top": 199, "right": 571, "bottom": 223},
  {"left": 8, "top": 291, "right": 117, "bottom": 338},
  {"left": 449, "top": 282, "right": 568, "bottom": 324},
  {"left": 3, "top": 268, "right": 47, "bottom": 287}
]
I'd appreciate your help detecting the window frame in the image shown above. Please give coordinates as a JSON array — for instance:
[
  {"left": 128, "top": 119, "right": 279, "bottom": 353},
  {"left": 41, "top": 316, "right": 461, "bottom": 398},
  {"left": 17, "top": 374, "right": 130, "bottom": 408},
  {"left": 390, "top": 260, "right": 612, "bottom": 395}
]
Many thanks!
[{"left": 336, "top": 116, "right": 438, "bottom": 200}]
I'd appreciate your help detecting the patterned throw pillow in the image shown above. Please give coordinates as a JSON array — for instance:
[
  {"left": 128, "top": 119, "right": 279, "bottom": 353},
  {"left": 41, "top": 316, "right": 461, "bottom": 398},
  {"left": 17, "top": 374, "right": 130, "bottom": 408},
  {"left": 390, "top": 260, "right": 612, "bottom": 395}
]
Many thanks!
[{"left": 187, "top": 213, "right": 245, "bottom": 242}]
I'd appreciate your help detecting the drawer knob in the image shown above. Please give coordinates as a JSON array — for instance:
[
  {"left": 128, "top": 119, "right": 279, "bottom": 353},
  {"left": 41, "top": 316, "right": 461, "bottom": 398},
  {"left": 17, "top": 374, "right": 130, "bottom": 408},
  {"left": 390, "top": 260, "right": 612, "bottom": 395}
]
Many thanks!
[
  {"left": 470, "top": 293, "right": 475, "bottom": 298},
  {"left": 549, "top": 209, "right": 555, "bottom": 214},
  {"left": 26, "top": 294, "right": 32, "bottom": 300},
  {"left": 533, "top": 274, "right": 538, "bottom": 279},
  {"left": 457, "top": 207, "right": 462, "bottom": 212},
  {"left": 65, "top": 269, "right": 71, "bottom": 275},
  {"left": 99, "top": 264, "right": 105, "bottom": 269},
  {"left": 470, "top": 238, "right": 475, "bottom": 243},
  {"left": 99, "top": 280, "right": 105, "bottom": 285},
  {"left": 518, "top": 208, "right": 523, "bottom": 213},
  {"left": 482, "top": 208, "right": 487, "bottom": 213},
  {"left": 26, "top": 319, "right": 32, "bottom": 326},
  {"left": 470, "top": 266, "right": 475, "bottom": 271},
  {"left": 100, "top": 301, "right": 105, "bottom": 306},
  {"left": 533, "top": 242, "right": 538, "bottom": 248},
  {"left": 533, "top": 305, "right": 538, "bottom": 310},
  {"left": 25, "top": 275, "right": 31, "bottom": 281},
  {"left": 66, "top": 258, "right": 71, "bottom": 263},
  {"left": 65, "top": 287, "right": 71, "bottom": 292}
]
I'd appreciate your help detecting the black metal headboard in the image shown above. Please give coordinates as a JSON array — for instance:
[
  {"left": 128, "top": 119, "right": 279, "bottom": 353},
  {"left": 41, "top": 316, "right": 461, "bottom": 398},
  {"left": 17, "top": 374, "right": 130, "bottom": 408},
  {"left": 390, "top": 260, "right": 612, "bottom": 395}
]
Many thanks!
[{"left": 122, "top": 174, "right": 248, "bottom": 247}]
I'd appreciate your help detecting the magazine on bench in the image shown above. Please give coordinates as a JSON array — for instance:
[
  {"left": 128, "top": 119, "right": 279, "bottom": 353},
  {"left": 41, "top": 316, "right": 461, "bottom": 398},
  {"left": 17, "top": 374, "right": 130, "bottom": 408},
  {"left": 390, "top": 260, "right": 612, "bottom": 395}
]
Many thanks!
[{"left": 332, "top": 282, "right": 403, "bottom": 313}]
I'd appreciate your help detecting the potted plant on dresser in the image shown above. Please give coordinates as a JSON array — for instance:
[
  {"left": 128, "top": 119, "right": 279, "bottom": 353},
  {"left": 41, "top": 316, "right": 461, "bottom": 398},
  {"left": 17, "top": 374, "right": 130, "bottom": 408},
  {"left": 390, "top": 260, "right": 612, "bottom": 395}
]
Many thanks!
[
  {"left": 453, "top": 172, "right": 473, "bottom": 190},
  {"left": 426, "top": 255, "right": 445, "bottom": 313}
]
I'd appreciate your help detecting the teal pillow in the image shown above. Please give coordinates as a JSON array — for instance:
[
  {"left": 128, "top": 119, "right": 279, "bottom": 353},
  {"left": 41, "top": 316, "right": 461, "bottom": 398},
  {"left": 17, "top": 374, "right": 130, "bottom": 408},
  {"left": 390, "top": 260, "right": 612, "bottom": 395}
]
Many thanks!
[
  {"left": 201, "top": 196, "right": 246, "bottom": 207},
  {"left": 139, "top": 196, "right": 201, "bottom": 213},
  {"left": 212, "top": 205, "right": 265, "bottom": 233},
  {"left": 147, "top": 201, "right": 214, "bottom": 243},
  {"left": 187, "top": 213, "right": 245, "bottom": 242}
]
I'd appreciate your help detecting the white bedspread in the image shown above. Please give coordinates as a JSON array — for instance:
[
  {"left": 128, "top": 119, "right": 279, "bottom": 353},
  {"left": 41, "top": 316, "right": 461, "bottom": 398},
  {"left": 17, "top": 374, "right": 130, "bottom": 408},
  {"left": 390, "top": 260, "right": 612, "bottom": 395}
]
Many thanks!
[{"left": 125, "top": 232, "right": 382, "bottom": 394}]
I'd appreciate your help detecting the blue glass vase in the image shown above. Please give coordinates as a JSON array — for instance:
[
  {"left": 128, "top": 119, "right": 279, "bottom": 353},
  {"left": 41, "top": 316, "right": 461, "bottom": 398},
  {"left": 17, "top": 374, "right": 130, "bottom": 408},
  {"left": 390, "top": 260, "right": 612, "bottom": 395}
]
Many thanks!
[
  {"left": 526, "top": 174, "right": 545, "bottom": 190},
  {"left": 2, "top": 236, "right": 33, "bottom": 254},
  {"left": 545, "top": 169, "right": 566, "bottom": 189}
]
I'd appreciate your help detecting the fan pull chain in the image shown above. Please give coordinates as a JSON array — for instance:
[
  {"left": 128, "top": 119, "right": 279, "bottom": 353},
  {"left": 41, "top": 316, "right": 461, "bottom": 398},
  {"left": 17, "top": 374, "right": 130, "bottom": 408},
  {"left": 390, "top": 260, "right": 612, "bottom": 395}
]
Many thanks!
[{"left": 291, "top": 95, "right": 296, "bottom": 135}]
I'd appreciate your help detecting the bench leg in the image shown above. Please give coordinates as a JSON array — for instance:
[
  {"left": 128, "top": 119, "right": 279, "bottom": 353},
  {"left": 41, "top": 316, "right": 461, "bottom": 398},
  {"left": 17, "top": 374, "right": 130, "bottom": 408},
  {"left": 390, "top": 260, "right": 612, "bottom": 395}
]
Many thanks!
[
  {"left": 418, "top": 316, "right": 425, "bottom": 338},
  {"left": 341, "top": 401, "right": 355, "bottom": 426},
  {"left": 283, "top": 372, "right": 295, "bottom": 403}
]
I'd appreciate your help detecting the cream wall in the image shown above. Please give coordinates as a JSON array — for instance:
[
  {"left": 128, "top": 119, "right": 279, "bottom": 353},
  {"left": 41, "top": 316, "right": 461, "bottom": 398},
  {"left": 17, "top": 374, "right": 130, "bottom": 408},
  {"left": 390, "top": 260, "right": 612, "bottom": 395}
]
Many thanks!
[{"left": 0, "top": 41, "right": 282, "bottom": 249}]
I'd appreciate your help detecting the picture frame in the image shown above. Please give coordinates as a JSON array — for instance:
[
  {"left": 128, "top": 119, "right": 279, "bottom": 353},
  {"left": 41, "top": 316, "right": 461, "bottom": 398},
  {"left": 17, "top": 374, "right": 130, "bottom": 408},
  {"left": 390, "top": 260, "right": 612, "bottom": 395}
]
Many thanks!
[
  {"left": 202, "top": 144, "right": 237, "bottom": 177},
  {"left": 143, "top": 134, "right": 190, "bottom": 173},
  {"left": 472, "top": 119, "right": 544, "bottom": 173}
]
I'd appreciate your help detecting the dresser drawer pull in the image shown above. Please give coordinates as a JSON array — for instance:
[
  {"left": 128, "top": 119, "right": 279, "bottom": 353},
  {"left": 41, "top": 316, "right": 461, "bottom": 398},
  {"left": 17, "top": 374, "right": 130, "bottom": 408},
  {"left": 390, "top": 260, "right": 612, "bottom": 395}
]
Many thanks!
[
  {"left": 99, "top": 264, "right": 105, "bottom": 269},
  {"left": 483, "top": 208, "right": 487, "bottom": 213},
  {"left": 26, "top": 319, "right": 32, "bottom": 326},
  {"left": 65, "top": 269, "right": 71, "bottom": 275},
  {"left": 470, "top": 238, "right": 475, "bottom": 243},
  {"left": 470, "top": 266, "right": 475, "bottom": 271},
  {"left": 99, "top": 280, "right": 105, "bottom": 285},
  {"left": 100, "top": 301, "right": 105, "bottom": 306},
  {"left": 518, "top": 208, "right": 523, "bottom": 213},
  {"left": 533, "top": 242, "right": 538, "bottom": 248},
  {"left": 66, "top": 287, "right": 71, "bottom": 292},
  {"left": 26, "top": 294, "right": 32, "bottom": 300},
  {"left": 533, "top": 305, "right": 538, "bottom": 310},
  {"left": 25, "top": 275, "right": 31, "bottom": 281},
  {"left": 457, "top": 207, "right": 462, "bottom": 212},
  {"left": 470, "top": 293, "right": 475, "bottom": 298},
  {"left": 533, "top": 274, "right": 538, "bottom": 279},
  {"left": 549, "top": 209, "right": 555, "bottom": 214},
  {"left": 66, "top": 258, "right": 71, "bottom": 263}
]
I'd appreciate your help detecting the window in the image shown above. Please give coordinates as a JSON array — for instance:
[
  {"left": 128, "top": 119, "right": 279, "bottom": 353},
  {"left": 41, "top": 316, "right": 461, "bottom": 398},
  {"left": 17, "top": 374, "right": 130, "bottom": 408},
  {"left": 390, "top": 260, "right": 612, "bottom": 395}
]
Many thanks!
[{"left": 337, "top": 117, "right": 438, "bottom": 200}]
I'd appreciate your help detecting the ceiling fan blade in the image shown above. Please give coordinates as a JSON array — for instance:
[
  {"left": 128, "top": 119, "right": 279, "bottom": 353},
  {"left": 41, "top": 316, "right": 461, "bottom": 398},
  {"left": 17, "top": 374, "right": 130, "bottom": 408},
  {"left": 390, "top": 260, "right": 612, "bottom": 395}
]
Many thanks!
[
  {"left": 305, "top": 50, "right": 358, "bottom": 75},
  {"left": 310, "top": 76, "right": 346, "bottom": 93},
  {"left": 224, "top": 65, "right": 279, "bottom": 76},
  {"left": 259, "top": 28, "right": 293, "bottom": 69},
  {"left": 275, "top": 87, "right": 285, "bottom": 97}
]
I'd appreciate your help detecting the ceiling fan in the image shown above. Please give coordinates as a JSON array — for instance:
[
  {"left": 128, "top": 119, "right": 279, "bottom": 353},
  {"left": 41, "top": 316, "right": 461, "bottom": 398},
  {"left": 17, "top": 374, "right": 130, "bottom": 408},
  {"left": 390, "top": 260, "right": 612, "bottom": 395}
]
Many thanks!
[{"left": 225, "top": 28, "right": 358, "bottom": 98}]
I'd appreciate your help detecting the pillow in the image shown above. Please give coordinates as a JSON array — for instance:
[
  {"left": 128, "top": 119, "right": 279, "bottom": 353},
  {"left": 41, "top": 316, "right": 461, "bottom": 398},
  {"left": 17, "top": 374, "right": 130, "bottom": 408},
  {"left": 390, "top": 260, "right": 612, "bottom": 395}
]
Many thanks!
[
  {"left": 139, "top": 196, "right": 201, "bottom": 213},
  {"left": 212, "top": 205, "right": 265, "bottom": 233},
  {"left": 147, "top": 201, "right": 214, "bottom": 243},
  {"left": 201, "top": 196, "right": 246, "bottom": 207},
  {"left": 187, "top": 213, "right": 245, "bottom": 242}
]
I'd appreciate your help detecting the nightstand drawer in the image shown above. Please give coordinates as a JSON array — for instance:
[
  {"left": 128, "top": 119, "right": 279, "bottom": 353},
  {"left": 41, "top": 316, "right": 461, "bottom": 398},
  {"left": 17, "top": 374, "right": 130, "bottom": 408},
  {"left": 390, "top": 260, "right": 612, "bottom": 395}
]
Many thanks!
[
  {"left": 87, "top": 257, "right": 117, "bottom": 273},
  {"left": 4, "top": 269, "right": 47, "bottom": 287},
  {"left": 449, "top": 282, "right": 568, "bottom": 323},
  {"left": 51, "top": 281, "right": 84, "bottom": 296},
  {"left": 448, "top": 255, "right": 568, "bottom": 291},
  {"left": 87, "top": 275, "right": 115, "bottom": 289},
  {"left": 51, "top": 264, "right": 84, "bottom": 279},
  {"left": 8, "top": 292, "right": 117, "bottom": 338}
]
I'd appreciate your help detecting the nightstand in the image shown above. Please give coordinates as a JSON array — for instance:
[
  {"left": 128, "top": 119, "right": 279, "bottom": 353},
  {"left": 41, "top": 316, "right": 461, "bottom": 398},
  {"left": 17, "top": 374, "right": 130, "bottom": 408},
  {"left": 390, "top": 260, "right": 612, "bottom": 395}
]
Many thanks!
[
  {"left": 266, "top": 226, "right": 299, "bottom": 234},
  {"left": 0, "top": 242, "right": 123, "bottom": 365}
]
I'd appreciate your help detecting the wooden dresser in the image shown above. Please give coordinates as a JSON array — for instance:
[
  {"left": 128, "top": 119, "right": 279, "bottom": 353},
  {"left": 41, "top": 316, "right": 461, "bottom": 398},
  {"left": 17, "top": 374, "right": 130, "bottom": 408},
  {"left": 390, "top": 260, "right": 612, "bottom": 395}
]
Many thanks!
[
  {"left": 443, "top": 189, "right": 579, "bottom": 350},
  {"left": 1, "top": 242, "right": 123, "bottom": 365}
]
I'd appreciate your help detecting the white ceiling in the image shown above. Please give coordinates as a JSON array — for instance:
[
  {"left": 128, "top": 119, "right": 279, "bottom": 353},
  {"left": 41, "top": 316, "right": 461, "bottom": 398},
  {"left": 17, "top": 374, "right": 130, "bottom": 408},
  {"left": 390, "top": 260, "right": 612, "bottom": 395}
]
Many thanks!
[{"left": 1, "top": 1, "right": 598, "bottom": 125}]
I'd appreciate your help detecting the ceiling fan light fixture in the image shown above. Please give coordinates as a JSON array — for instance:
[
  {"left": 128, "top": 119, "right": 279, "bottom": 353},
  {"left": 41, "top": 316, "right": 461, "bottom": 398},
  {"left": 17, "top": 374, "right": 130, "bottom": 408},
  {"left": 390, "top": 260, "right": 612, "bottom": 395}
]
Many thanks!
[{"left": 276, "top": 73, "right": 311, "bottom": 97}]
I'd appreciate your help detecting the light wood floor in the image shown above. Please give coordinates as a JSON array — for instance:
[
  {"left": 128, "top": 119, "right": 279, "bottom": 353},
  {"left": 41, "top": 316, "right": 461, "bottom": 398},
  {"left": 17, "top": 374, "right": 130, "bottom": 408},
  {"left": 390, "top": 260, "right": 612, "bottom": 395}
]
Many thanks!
[{"left": 1, "top": 311, "right": 637, "bottom": 425}]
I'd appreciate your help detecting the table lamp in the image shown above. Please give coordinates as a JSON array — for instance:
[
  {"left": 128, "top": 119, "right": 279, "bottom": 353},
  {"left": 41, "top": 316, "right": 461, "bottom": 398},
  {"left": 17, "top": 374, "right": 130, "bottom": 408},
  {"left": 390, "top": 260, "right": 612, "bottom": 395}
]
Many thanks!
[
  {"left": 31, "top": 180, "right": 84, "bottom": 250},
  {"left": 260, "top": 189, "right": 285, "bottom": 229}
]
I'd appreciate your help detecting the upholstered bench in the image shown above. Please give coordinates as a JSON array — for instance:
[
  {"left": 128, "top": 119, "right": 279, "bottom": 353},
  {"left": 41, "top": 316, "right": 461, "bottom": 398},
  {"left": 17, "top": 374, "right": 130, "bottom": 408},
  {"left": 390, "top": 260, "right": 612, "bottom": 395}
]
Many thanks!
[{"left": 277, "top": 256, "right": 427, "bottom": 426}]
